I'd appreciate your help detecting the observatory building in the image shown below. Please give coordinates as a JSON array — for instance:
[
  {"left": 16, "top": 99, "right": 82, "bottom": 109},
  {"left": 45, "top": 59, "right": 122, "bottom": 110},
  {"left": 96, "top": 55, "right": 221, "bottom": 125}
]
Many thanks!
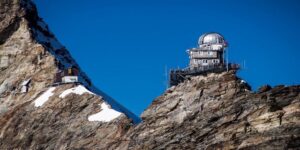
[
  {"left": 188, "top": 33, "right": 227, "bottom": 69},
  {"left": 169, "top": 32, "right": 239, "bottom": 86}
]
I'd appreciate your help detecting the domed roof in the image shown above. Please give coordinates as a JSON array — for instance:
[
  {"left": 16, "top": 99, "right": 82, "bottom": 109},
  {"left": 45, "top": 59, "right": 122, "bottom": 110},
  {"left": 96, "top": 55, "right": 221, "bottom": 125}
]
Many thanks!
[{"left": 198, "top": 32, "right": 225, "bottom": 46}]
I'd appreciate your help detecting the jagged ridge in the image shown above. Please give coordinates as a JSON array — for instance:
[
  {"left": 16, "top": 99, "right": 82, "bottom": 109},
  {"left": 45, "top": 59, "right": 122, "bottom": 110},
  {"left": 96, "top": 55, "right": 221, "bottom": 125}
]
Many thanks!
[
  {"left": 113, "top": 71, "right": 300, "bottom": 149},
  {"left": 0, "top": 0, "right": 140, "bottom": 123},
  {"left": 0, "top": 0, "right": 299, "bottom": 149}
]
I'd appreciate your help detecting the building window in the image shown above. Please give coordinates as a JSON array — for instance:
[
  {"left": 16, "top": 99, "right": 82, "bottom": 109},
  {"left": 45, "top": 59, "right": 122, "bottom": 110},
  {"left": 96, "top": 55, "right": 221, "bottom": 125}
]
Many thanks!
[
  {"left": 194, "top": 59, "right": 197, "bottom": 64},
  {"left": 213, "top": 59, "right": 219, "bottom": 63},
  {"left": 218, "top": 37, "right": 223, "bottom": 43}
]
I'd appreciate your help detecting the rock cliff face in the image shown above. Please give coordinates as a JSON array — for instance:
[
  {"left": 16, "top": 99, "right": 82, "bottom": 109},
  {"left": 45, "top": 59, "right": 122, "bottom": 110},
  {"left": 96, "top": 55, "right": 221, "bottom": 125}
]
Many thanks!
[
  {"left": 1, "top": 0, "right": 300, "bottom": 149},
  {"left": 119, "top": 71, "right": 300, "bottom": 149},
  {"left": 0, "top": 0, "right": 138, "bottom": 149}
]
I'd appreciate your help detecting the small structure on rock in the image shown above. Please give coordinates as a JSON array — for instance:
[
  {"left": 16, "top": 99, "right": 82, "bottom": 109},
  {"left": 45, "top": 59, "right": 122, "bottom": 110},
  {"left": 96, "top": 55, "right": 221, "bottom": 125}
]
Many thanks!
[
  {"left": 169, "top": 32, "right": 239, "bottom": 86},
  {"left": 55, "top": 67, "right": 80, "bottom": 84}
]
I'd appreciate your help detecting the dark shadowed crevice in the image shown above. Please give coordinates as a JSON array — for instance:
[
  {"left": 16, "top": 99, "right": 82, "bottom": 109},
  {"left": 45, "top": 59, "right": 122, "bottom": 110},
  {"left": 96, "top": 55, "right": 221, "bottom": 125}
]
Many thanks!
[{"left": 0, "top": 17, "right": 21, "bottom": 45}]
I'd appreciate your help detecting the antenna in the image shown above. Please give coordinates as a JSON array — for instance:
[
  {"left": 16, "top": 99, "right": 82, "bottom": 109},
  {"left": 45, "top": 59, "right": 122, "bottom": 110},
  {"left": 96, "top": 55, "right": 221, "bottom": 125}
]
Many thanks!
[{"left": 226, "top": 48, "right": 229, "bottom": 72}]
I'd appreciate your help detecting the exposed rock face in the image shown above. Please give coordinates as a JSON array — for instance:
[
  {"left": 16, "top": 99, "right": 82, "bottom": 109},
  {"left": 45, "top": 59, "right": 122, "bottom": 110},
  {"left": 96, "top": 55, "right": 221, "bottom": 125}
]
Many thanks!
[
  {"left": 0, "top": 0, "right": 138, "bottom": 149},
  {"left": 1, "top": 0, "right": 300, "bottom": 150},
  {"left": 0, "top": 84, "right": 132, "bottom": 149},
  {"left": 118, "top": 71, "right": 300, "bottom": 149}
]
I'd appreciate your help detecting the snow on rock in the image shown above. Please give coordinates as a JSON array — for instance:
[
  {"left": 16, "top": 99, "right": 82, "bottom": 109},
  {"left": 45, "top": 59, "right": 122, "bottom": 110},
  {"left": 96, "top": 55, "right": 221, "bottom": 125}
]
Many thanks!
[
  {"left": 34, "top": 87, "right": 56, "bottom": 107},
  {"left": 33, "top": 29, "right": 64, "bottom": 51},
  {"left": 90, "top": 86, "right": 142, "bottom": 123},
  {"left": 21, "top": 79, "right": 31, "bottom": 86},
  {"left": 59, "top": 85, "right": 94, "bottom": 98},
  {"left": 88, "top": 103, "right": 122, "bottom": 122}
]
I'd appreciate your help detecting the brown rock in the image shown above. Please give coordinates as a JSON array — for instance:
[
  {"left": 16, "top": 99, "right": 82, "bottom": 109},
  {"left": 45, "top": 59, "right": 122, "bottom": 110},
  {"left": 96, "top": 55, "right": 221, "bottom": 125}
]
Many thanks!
[
  {"left": 258, "top": 85, "right": 272, "bottom": 93},
  {"left": 115, "top": 72, "right": 300, "bottom": 150},
  {"left": 1, "top": 1, "right": 300, "bottom": 150}
]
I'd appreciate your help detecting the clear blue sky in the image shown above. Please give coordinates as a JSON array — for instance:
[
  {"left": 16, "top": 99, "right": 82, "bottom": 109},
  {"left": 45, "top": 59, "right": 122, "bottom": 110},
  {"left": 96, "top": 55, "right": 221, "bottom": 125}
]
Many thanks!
[{"left": 34, "top": 0, "right": 300, "bottom": 116}]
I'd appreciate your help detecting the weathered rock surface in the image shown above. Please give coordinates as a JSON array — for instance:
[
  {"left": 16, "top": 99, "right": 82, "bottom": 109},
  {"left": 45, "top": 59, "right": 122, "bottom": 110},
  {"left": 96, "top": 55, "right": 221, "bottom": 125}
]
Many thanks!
[
  {"left": 117, "top": 71, "right": 300, "bottom": 149},
  {"left": 1, "top": 0, "right": 299, "bottom": 150},
  {"left": 0, "top": 0, "right": 138, "bottom": 149},
  {"left": 0, "top": 84, "right": 132, "bottom": 149}
]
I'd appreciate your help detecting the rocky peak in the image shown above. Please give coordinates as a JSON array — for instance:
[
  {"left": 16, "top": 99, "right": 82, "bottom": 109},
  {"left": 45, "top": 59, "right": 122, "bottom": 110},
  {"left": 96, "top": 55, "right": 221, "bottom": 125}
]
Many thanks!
[
  {"left": 0, "top": 0, "right": 139, "bottom": 123},
  {"left": 115, "top": 71, "right": 300, "bottom": 149},
  {"left": 0, "top": 1, "right": 140, "bottom": 148},
  {"left": 1, "top": 0, "right": 299, "bottom": 149}
]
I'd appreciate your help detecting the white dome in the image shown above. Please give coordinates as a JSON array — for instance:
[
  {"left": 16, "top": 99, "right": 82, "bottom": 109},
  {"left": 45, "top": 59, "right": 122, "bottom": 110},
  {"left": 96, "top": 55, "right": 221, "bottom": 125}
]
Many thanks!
[{"left": 198, "top": 32, "right": 225, "bottom": 46}]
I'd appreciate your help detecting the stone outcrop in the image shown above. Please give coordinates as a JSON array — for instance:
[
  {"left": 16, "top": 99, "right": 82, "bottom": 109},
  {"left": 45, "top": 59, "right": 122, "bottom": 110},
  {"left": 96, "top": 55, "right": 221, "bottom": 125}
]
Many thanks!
[
  {"left": 0, "top": 0, "right": 299, "bottom": 149},
  {"left": 0, "top": 84, "right": 132, "bottom": 149},
  {"left": 116, "top": 71, "right": 300, "bottom": 149},
  {"left": 0, "top": 0, "right": 138, "bottom": 149}
]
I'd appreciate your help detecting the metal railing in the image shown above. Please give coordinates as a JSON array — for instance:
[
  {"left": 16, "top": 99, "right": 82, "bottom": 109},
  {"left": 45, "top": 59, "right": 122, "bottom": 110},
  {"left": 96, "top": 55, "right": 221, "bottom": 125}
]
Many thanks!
[{"left": 169, "top": 63, "right": 240, "bottom": 86}]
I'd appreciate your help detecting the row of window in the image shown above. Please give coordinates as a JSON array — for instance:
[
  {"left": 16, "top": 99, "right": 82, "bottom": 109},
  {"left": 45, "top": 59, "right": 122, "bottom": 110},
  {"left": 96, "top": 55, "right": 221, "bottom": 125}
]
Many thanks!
[
  {"left": 192, "top": 59, "right": 220, "bottom": 64},
  {"left": 191, "top": 51, "right": 216, "bottom": 56},
  {"left": 201, "top": 37, "right": 224, "bottom": 44}
]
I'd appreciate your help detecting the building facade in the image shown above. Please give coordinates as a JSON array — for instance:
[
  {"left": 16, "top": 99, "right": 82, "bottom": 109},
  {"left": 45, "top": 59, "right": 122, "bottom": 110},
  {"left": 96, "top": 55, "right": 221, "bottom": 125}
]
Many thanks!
[
  {"left": 187, "top": 32, "right": 227, "bottom": 70},
  {"left": 55, "top": 67, "right": 80, "bottom": 84},
  {"left": 169, "top": 32, "right": 237, "bottom": 86}
]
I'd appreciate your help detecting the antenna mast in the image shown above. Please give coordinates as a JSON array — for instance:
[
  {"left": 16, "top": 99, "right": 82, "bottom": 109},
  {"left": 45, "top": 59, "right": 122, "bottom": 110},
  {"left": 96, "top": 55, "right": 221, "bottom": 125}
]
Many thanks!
[{"left": 226, "top": 48, "right": 229, "bottom": 72}]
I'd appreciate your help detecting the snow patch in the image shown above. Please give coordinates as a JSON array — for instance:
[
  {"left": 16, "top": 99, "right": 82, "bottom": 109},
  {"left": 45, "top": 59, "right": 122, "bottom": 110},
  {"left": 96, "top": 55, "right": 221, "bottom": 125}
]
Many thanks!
[
  {"left": 88, "top": 103, "right": 122, "bottom": 122},
  {"left": 59, "top": 85, "right": 94, "bottom": 98},
  {"left": 33, "top": 28, "right": 79, "bottom": 71},
  {"left": 21, "top": 78, "right": 31, "bottom": 86},
  {"left": 32, "top": 19, "right": 93, "bottom": 89},
  {"left": 89, "top": 86, "right": 142, "bottom": 123},
  {"left": 34, "top": 29, "right": 64, "bottom": 50},
  {"left": 30, "top": 19, "right": 141, "bottom": 123},
  {"left": 34, "top": 87, "right": 56, "bottom": 107}
]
